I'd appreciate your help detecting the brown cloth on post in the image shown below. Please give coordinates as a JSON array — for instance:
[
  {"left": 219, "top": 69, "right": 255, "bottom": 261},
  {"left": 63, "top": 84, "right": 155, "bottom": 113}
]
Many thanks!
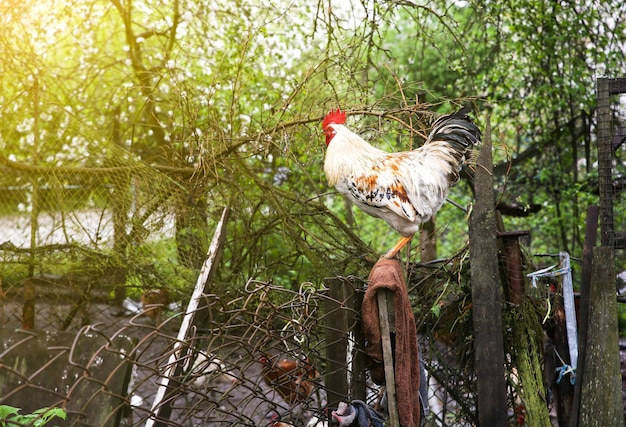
[{"left": 362, "top": 258, "right": 421, "bottom": 427}]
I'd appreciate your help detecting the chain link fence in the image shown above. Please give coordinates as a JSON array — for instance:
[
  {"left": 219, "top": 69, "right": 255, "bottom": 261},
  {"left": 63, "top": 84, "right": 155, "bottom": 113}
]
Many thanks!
[
  {"left": 0, "top": 120, "right": 555, "bottom": 426},
  {"left": 1, "top": 260, "right": 484, "bottom": 427}
]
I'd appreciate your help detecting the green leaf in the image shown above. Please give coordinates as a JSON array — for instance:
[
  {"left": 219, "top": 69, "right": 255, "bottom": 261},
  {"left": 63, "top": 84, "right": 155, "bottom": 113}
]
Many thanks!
[
  {"left": 0, "top": 405, "right": 20, "bottom": 420},
  {"left": 0, "top": 406, "right": 66, "bottom": 427}
]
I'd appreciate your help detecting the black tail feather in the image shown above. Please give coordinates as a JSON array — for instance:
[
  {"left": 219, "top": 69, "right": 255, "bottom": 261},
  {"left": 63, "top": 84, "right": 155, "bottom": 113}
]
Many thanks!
[
  {"left": 427, "top": 108, "right": 481, "bottom": 184},
  {"left": 428, "top": 108, "right": 481, "bottom": 151}
]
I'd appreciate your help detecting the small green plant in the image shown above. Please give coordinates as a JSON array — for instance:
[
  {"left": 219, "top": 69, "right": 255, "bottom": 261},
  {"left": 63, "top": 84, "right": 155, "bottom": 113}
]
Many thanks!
[{"left": 0, "top": 405, "right": 66, "bottom": 427}]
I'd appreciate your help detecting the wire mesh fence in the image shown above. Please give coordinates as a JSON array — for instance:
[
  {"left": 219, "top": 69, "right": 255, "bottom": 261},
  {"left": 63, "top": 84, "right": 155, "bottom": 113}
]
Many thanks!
[
  {"left": 596, "top": 77, "right": 625, "bottom": 260},
  {"left": 7, "top": 87, "right": 626, "bottom": 425},
  {"left": 0, "top": 280, "right": 345, "bottom": 426},
  {"left": 597, "top": 77, "right": 626, "bottom": 323},
  {"left": 0, "top": 140, "right": 371, "bottom": 425},
  {"left": 0, "top": 130, "right": 379, "bottom": 426},
  {"left": 0, "top": 150, "right": 485, "bottom": 425},
  {"left": 0, "top": 148, "right": 538, "bottom": 426},
  {"left": 0, "top": 267, "right": 486, "bottom": 427}
]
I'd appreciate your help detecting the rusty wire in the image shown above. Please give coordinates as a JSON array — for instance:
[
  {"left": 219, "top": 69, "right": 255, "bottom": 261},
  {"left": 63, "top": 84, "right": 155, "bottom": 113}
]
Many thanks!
[{"left": 0, "top": 258, "right": 487, "bottom": 427}]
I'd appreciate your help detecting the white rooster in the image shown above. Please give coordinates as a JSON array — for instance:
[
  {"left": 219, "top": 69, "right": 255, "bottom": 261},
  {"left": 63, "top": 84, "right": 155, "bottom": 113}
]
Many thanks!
[{"left": 322, "top": 108, "right": 480, "bottom": 259}]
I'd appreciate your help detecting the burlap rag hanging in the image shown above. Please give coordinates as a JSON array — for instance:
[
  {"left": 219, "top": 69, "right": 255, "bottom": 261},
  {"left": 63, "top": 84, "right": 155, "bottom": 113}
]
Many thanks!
[{"left": 362, "top": 258, "right": 421, "bottom": 427}]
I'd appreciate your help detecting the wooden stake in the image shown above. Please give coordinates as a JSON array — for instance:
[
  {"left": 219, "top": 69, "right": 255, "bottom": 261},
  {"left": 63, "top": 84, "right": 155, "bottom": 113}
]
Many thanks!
[
  {"left": 469, "top": 113, "right": 508, "bottom": 426},
  {"left": 578, "top": 246, "right": 623, "bottom": 427},
  {"left": 377, "top": 289, "right": 399, "bottom": 426},
  {"left": 146, "top": 207, "right": 230, "bottom": 427}
]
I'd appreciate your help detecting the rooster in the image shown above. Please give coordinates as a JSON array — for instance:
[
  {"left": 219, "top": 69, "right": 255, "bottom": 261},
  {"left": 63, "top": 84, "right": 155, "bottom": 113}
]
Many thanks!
[
  {"left": 322, "top": 108, "right": 480, "bottom": 259},
  {"left": 259, "top": 353, "right": 319, "bottom": 405}
]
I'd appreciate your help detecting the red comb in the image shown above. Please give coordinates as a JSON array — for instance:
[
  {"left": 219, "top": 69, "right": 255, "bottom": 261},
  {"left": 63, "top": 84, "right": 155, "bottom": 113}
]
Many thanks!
[{"left": 322, "top": 108, "right": 347, "bottom": 129}]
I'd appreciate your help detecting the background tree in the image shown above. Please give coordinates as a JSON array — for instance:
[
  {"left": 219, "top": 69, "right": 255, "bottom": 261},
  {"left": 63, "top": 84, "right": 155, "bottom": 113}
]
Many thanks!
[
  {"left": 340, "top": 0, "right": 626, "bottom": 257},
  {"left": 0, "top": 0, "right": 624, "bottom": 295}
]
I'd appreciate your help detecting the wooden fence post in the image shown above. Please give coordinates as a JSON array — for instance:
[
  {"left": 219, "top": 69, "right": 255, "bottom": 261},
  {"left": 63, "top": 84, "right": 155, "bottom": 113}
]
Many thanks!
[
  {"left": 578, "top": 246, "right": 623, "bottom": 427},
  {"left": 323, "top": 277, "right": 368, "bottom": 410},
  {"left": 569, "top": 205, "right": 599, "bottom": 427},
  {"left": 324, "top": 277, "right": 350, "bottom": 409},
  {"left": 469, "top": 113, "right": 508, "bottom": 426}
]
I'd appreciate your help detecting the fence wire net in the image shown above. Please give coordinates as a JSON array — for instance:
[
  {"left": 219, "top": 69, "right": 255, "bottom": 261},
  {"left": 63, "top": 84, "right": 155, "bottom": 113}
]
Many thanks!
[
  {"left": 0, "top": 135, "right": 478, "bottom": 426},
  {"left": 616, "top": 94, "right": 626, "bottom": 251},
  {"left": 0, "top": 258, "right": 489, "bottom": 427},
  {"left": 597, "top": 77, "right": 626, "bottom": 319},
  {"left": 4, "top": 92, "right": 619, "bottom": 425}
]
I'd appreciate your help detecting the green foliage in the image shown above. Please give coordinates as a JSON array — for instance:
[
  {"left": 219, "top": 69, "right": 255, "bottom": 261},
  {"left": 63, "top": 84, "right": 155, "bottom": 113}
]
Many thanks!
[
  {"left": 357, "top": 0, "right": 624, "bottom": 259},
  {"left": 0, "top": 0, "right": 624, "bottom": 294},
  {"left": 125, "top": 238, "right": 197, "bottom": 297},
  {"left": 0, "top": 405, "right": 66, "bottom": 427}
]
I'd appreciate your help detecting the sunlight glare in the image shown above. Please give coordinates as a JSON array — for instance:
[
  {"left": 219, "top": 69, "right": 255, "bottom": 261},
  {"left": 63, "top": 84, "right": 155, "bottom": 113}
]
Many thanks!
[{"left": 1, "top": 0, "right": 69, "bottom": 49}]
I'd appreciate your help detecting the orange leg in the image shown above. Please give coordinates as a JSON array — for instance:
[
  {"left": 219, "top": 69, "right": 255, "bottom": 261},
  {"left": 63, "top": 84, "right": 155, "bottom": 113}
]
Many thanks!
[{"left": 381, "top": 235, "right": 414, "bottom": 260}]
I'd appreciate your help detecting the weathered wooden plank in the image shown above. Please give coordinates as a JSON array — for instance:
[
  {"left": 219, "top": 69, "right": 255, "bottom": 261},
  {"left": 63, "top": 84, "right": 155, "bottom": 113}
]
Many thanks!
[
  {"left": 578, "top": 246, "right": 623, "bottom": 427},
  {"left": 569, "top": 205, "right": 598, "bottom": 427},
  {"left": 497, "top": 229, "right": 529, "bottom": 305},
  {"left": 351, "top": 286, "right": 368, "bottom": 401},
  {"left": 377, "top": 289, "right": 399, "bottom": 426},
  {"left": 469, "top": 113, "right": 508, "bottom": 426},
  {"left": 323, "top": 277, "right": 369, "bottom": 407},
  {"left": 147, "top": 207, "right": 230, "bottom": 427},
  {"left": 323, "top": 277, "right": 351, "bottom": 409},
  {"left": 596, "top": 78, "right": 614, "bottom": 248},
  {"left": 22, "top": 278, "right": 35, "bottom": 329}
]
